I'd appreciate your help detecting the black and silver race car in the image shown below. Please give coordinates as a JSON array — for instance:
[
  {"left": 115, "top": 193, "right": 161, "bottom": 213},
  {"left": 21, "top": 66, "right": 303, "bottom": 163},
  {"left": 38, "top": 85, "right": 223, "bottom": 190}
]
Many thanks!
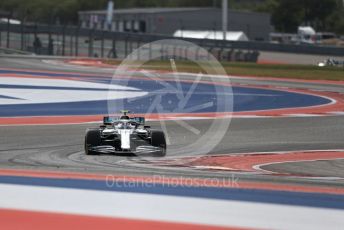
[{"left": 84, "top": 110, "right": 166, "bottom": 156}]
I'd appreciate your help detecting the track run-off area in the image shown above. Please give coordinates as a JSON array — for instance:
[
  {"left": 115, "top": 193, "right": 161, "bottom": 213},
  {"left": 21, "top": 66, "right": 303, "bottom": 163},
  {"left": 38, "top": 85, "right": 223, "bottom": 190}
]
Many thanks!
[{"left": 0, "top": 57, "right": 344, "bottom": 229}]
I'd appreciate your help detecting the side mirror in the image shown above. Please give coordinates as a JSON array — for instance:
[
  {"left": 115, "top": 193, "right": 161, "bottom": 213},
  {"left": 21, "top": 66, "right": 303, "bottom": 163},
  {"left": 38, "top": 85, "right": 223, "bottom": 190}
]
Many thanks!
[
  {"left": 103, "top": 116, "right": 113, "bottom": 125},
  {"left": 144, "top": 125, "right": 151, "bottom": 129},
  {"left": 132, "top": 117, "right": 145, "bottom": 125}
]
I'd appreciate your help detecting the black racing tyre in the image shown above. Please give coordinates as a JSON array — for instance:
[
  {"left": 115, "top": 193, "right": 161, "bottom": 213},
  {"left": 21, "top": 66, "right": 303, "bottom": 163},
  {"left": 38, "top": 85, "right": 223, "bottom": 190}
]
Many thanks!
[
  {"left": 85, "top": 129, "right": 101, "bottom": 155},
  {"left": 151, "top": 130, "right": 167, "bottom": 157}
]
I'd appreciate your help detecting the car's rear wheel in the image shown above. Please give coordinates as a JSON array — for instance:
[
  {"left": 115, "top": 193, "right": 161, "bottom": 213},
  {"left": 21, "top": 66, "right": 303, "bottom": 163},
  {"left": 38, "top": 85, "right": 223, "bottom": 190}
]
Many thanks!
[
  {"left": 85, "top": 129, "right": 101, "bottom": 155},
  {"left": 151, "top": 130, "right": 166, "bottom": 157}
]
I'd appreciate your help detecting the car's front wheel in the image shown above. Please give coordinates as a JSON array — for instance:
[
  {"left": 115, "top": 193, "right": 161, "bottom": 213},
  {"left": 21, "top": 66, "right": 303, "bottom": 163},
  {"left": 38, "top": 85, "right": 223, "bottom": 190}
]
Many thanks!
[
  {"left": 85, "top": 129, "right": 101, "bottom": 155},
  {"left": 150, "top": 130, "right": 167, "bottom": 157}
]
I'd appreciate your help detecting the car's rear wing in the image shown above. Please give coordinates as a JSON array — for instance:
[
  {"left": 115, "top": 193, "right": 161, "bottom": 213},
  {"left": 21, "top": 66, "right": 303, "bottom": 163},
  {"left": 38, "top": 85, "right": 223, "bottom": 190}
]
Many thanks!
[{"left": 103, "top": 116, "right": 145, "bottom": 125}]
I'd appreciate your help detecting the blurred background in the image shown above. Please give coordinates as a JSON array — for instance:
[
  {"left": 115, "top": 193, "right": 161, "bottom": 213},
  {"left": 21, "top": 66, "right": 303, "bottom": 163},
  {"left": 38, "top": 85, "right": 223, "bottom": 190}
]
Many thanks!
[{"left": 0, "top": 0, "right": 343, "bottom": 64}]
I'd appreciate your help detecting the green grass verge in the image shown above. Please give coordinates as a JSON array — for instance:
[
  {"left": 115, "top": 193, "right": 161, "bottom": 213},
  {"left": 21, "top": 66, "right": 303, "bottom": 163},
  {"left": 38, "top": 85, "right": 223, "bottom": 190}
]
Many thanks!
[{"left": 104, "top": 60, "right": 344, "bottom": 81}]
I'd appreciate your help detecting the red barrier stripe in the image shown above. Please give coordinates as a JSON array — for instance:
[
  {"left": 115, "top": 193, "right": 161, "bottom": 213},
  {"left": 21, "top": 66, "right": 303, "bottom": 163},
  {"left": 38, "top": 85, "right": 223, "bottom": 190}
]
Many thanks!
[
  {"left": 0, "top": 115, "right": 103, "bottom": 125},
  {"left": 0, "top": 208, "right": 245, "bottom": 230},
  {"left": 181, "top": 151, "right": 344, "bottom": 173}
]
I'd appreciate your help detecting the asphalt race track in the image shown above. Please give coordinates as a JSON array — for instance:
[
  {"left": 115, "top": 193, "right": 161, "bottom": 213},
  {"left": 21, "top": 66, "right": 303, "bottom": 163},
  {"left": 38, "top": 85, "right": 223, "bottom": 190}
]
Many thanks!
[
  {"left": 1, "top": 57, "right": 344, "bottom": 229},
  {"left": 1, "top": 117, "right": 344, "bottom": 179},
  {"left": 0, "top": 57, "right": 344, "bottom": 183}
]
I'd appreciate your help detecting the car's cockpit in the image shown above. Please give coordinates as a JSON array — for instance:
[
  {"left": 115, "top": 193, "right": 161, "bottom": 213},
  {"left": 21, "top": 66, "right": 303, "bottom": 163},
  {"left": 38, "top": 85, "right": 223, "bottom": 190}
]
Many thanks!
[{"left": 113, "top": 121, "right": 137, "bottom": 129}]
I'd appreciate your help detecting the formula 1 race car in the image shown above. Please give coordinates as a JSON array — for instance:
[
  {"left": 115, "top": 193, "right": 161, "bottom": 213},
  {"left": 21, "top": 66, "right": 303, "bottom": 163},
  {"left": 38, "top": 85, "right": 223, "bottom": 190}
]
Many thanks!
[
  {"left": 318, "top": 58, "right": 344, "bottom": 67},
  {"left": 84, "top": 110, "right": 166, "bottom": 156}
]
